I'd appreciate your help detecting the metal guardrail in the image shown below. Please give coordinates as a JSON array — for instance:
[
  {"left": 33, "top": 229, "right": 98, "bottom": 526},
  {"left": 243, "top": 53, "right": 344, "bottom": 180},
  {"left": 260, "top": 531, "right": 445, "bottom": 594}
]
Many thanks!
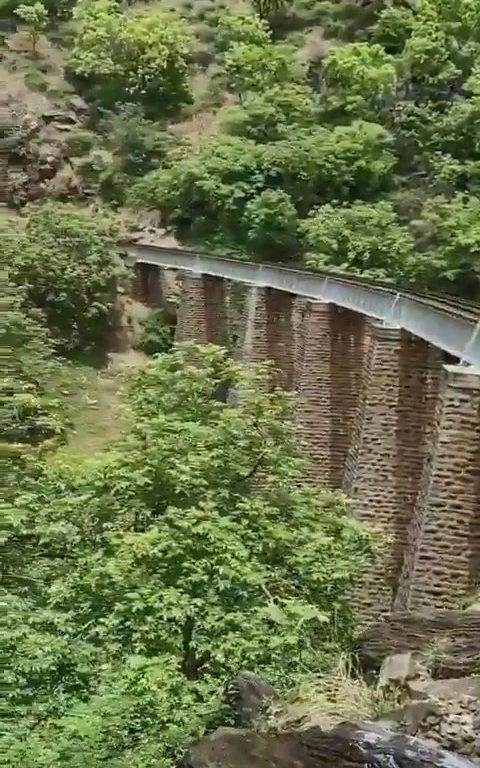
[{"left": 128, "top": 243, "right": 480, "bottom": 369}]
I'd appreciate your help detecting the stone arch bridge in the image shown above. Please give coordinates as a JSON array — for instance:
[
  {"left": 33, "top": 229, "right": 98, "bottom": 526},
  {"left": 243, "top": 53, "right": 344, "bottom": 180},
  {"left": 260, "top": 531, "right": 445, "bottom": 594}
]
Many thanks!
[{"left": 128, "top": 243, "right": 480, "bottom": 620}]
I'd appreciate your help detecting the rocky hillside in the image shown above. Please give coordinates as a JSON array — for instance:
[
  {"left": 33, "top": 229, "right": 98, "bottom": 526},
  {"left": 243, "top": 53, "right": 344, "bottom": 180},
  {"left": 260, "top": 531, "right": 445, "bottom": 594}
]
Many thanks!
[{"left": 0, "top": 27, "right": 90, "bottom": 204}]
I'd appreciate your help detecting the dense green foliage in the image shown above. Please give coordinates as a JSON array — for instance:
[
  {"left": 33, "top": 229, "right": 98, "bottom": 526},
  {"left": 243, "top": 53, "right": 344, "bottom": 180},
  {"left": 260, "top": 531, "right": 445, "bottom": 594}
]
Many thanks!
[
  {"left": 138, "top": 309, "right": 175, "bottom": 357},
  {"left": 3, "top": 345, "right": 375, "bottom": 767},
  {"left": 1, "top": 277, "right": 65, "bottom": 455},
  {"left": 8, "top": 0, "right": 475, "bottom": 294},
  {"left": 129, "top": 0, "right": 480, "bottom": 296},
  {"left": 5, "top": 205, "right": 125, "bottom": 352},
  {"left": 68, "top": 0, "right": 193, "bottom": 116},
  {"left": 2, "top": 1, "right": 479, "bottom": 763}
]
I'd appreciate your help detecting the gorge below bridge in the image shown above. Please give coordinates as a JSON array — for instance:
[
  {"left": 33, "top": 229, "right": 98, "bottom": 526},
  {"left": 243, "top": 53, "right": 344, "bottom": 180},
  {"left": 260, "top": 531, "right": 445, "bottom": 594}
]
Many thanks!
[{"left": 128, "top": 243, "right": 480, "bottom": 620}]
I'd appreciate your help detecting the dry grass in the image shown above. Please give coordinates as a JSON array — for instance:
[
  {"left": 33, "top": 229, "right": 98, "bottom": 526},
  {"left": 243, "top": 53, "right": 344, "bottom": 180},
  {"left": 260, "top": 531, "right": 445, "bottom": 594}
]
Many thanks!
[{"left": 260, "top": 655, "right": 400, "bottom": 732}]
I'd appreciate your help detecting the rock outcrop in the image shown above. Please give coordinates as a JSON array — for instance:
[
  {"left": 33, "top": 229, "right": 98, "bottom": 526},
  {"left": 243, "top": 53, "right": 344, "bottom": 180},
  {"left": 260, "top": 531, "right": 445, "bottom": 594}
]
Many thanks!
[
  {"left": 355, "top": 610, "right": 480, "bottom": 678},
  {"left": 182, "top": 722, "right": 479, "bottom": 768},
  {"left": 1, "top": 81, "right": 87, "bottom": 206},
  {"left": 376, "top": 675, "right": 480, "bottom": 760}
]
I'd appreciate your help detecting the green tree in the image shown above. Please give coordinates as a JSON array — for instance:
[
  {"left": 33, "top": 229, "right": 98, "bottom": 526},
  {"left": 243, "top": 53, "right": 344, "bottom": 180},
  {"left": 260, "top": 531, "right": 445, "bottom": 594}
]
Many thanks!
[
  {"left": 4, "top": 345, "right": 376, "bottom": 767},
  {"left": 98, "top": 105, "right": 175, "bottom": 178},
  {"left": 129, "top": 135, "right": 266, "bottom": 244},
  {"left": 220, "top": 83, "right": 317, "bottom": 142},
  {"left": 224, "top": 40, "right": 305, "bottom": 97},
  {"left": 69, "top": 0, "right": 192, "bottom": 115},
  {"left": 1, "top": 276, "right": 65, "bottom": 455},
  {"left": 14, "top": 1, "right": 48, "bottom": 57},
  {"left": 5, "top": 205, "right": 125, "bottom": 352},
  {"left": 412, "top": 194, "right": 480, "bottom": 298},
  {"left": 302, "top": 200, "right": 418, "bottom": 283},
  {"left": 242, "top": 189, "right": 299, "bottom": 258},
  {"left": 320, "top": 42, "right": 397, "bottom": 121},
  {"left": 260, "top": 121, "right": 396, "bottom": 212},
  {"left": 216, "top": 9, "right": 270, "bottom": 49},
  {"left": 78, "top": 105, "right": 177, "bottom": 204},
  {"left": 1, "top": 0, "right": 76, "bottom": 18}
]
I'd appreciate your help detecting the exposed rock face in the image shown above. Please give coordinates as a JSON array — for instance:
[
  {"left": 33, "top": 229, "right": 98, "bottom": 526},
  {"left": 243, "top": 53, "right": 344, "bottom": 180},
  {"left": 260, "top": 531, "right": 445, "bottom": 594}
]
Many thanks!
[
  {"left": 182, "top": 722, "right": 478, "bottom": 768},
  {"left": 1, "top": 88, "right": 85, "bottom": 206},
  {"left": 355, "top": 610, "right": 480, "bottom": 678}
]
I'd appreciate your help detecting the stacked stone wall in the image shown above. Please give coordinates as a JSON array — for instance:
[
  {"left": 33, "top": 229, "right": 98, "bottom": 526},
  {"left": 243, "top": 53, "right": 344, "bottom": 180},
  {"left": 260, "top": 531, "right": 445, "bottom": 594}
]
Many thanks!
[
  {"left": 346, "top": 326, "right": 443, "bottom": 618},
  {"left": 175, "top": 273, "right": 227, "bottom": 345},
  {"left": 396, "top": 366, "right": 480, "bottom": 611},
  {"left": 329, "top": 307, "right": 368, "bottom": 489},
  {"left": 296, "top": 302, "right": 333, "bottom": 488},
  {"left": 243, "top": 286, "right": 296, "bottom": 389},
  {"left": 294, "top": 303, "right": 367, "bottom": 489}
]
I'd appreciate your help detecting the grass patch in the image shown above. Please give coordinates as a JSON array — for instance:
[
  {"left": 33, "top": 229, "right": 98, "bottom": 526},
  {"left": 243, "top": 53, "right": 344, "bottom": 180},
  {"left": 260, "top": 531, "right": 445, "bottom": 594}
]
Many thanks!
[
  {"left": 56, "top": 350, "right": 147, "bottom": 460},
  {"left": 260, "top": 654, "right": 400, "bottom": 732}
]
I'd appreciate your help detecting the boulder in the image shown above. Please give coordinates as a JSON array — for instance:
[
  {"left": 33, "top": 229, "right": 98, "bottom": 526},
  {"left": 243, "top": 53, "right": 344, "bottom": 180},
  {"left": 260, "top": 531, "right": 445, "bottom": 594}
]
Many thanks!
[
  {"left": 68, "top": 95, "right": 89, "bottom": 116},
  {"left": 378, "top": 652, "right": 416, "bottom": 689},
  {"left": 355, "top": 610, "right": 480, "bottom": 678},
  {"left": 224, "top": 670, "right": 275, "bottom": 726},
  {"left": 182, "top": 722, "right": 479, "bottom": 768}
]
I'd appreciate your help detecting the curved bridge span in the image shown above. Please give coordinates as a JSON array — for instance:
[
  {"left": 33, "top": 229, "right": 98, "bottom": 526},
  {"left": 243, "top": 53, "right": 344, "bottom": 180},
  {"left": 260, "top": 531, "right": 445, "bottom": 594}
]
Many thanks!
[
  {"left": 128, "top": 242, "right": 480, "bottom": 620},
  {"left": 128, "top": 243, "right": 480, "bottom": 367}
]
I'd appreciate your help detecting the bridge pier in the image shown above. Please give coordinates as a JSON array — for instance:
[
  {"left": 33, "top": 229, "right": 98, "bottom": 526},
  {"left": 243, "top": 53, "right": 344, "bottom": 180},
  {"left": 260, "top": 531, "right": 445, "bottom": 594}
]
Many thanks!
[
  {"left": 395, "top": 364, "right": 480, "bottom": 611},
  {"left": 345, "top": 324, "right": 443, "bottom": 618},
  {"left": 296, "top": 302, "right": 368, "bottom": 490},
  {"left": 133, "top": 262, "right": 164, "bottom": 307},
  {"left": 243, "top": 286, "right": 296, "bottom": 389},
  {"left": 175, "top": 272, "right": 228, "bottom": 345}
]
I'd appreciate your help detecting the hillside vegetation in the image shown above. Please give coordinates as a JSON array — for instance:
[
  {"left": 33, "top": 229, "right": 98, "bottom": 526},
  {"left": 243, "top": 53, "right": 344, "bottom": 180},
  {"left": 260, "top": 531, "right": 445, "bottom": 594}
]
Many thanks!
[
  {"left": 1, "top": 201, "right": 376, "bottom": 768},
  {"left": 1, "top": 0, "right": 479, "bottom": 296},
  {"left": 1, "top": 1, "right": 479, "bottom": 766}
]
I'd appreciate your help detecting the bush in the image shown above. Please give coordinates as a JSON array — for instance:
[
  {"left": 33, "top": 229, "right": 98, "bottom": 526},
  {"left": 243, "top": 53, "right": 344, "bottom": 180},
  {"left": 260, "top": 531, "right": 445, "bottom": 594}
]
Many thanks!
[
  {"left": 138, "top": 309, "right": 175, "bottom": 356},
  {"left": 62, "top": 129, "right": 96, "bottom": 157},
  {"left": 23, "top": 69, "right": 48, "bottom": 92}
]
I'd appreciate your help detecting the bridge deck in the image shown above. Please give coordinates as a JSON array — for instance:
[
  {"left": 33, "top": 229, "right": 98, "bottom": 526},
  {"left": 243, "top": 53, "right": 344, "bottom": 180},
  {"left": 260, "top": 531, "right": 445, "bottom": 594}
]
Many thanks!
[{"left": 128, "top": 243, "right": 480, "bottom": 368}]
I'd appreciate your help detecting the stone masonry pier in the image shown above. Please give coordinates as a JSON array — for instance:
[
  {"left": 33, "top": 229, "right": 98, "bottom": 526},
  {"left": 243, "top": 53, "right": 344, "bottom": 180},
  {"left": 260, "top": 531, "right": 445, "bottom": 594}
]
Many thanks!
[{"left": 133, "top": 260, "right": 480, "bottom": 619}]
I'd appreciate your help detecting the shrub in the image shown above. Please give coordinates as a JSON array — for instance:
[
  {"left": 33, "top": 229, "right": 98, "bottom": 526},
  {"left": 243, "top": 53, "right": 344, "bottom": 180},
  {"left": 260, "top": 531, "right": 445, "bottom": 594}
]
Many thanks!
[{"left": 138, "top": 309, "right": 175, "bottom": 356}]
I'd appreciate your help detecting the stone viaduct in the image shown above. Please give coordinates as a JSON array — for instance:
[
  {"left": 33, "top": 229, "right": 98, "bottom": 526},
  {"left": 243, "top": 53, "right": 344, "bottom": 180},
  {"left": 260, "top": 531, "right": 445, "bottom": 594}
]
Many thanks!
[{"left": 128, "top": 244, "right": 480, "bottom": 620}]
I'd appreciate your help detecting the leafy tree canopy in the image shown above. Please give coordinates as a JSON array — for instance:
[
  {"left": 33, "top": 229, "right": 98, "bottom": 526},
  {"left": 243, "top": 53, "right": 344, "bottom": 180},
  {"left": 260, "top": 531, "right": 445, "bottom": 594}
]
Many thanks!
[
  {"left": 68, "top": 0, "right": 193, "bottom": 116},
  {"left": 5, "top": 204, "right": 126, "bottom": 352},
  {"left": 1, "top": 276, "right": 66, "bottom": 457},
  {"left": 120, "top": 0, "right": 480, "bottom": 295},
  {"left": 216, "top": 9, "right": 271, "bottom": 50},
  {"left": 302, "top": 200, "right": 418, "bottom": 284},
  {"left": 4, "top": 345, "right": 376, "bottom": 767},
  {"left": 129, "top": 121, "right": 395, "bottom": 251}
]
